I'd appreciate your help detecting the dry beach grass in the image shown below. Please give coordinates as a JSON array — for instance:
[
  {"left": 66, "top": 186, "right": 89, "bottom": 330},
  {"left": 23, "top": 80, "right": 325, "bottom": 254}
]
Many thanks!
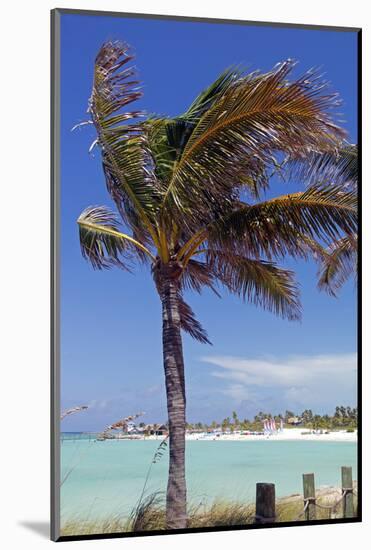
[{"left": 60, "top": 485, "right": 358, "bottom": 536}]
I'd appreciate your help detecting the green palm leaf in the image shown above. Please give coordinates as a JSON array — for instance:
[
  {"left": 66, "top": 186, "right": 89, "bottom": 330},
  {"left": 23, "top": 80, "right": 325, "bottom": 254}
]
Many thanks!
[
  {"left": 89, "top": 42, "right": 161, "bottom": 241},
  {"left": 78, "top": 206, "right": 155, "bottom": 270},
  {"left": 178, "top": 294, "right": 211, "bottom": 344},
  {"left": 317, "top": 234, "right": 357, "bottom": 295},
  {"left": 152, "top": 262, "right": 211, "bottom": 343},
  {"left": 207, "top": 184, "right": 357, "bottom": 260},
  {"left": 180, "top": 259, "right": 220, "bottom": 296},
  {"left": 145, "top": 118, "right": 177, "bottom": 185},
  {"left": 180, "top": 67, "right": 243, "bottom": 123},
  {"left": 165, "top": 67, "right": 243, "bottom": 155},
  {"left": 144, "top": 69, "right": 244, "bottom": 188},
  {"left": 162, "top": 60, "right": 346, "bottom": 227},
  {"left": 286, "top": 143, "right": 358, "bottom": 188},
  {"left": 206, "top": 251, "right": 301, "bottom": 320}
]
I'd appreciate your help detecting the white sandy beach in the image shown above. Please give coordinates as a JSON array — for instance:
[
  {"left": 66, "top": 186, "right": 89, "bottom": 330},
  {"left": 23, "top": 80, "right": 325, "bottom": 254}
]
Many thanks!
[
  {"left": 181, "top": 428, "right": 357, "bottom": 443},
  {"left": 106, "top": 428, "right": 357, "bottom": 443}
]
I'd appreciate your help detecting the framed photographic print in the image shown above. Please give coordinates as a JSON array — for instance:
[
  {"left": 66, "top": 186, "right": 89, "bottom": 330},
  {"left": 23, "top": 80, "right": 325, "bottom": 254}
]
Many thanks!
[{"left": 51, "top": 8, "right": 361, "bottom": 542}]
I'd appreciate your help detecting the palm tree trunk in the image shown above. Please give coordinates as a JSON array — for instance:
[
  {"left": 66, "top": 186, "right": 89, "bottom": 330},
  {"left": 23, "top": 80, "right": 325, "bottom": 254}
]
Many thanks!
[{"left": 161, "top": 276, "right": 187, "bottom": 529}]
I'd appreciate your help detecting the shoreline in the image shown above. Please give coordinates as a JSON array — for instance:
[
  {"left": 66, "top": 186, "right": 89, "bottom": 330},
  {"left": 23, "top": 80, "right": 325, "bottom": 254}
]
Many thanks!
[
  {"left": 182, "top": 428, "right": 357, "bottom": 443},
  {"left": 84, "top": 428, "right": 357, "bottom": 443}
]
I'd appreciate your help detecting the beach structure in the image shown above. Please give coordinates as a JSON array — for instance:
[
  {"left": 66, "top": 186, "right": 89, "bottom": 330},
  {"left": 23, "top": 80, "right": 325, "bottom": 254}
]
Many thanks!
[
  {"left": 105, "top": 411, "right": 145, "bottom": 432},
  {"left": 144, "top": 423, "right": 169, "bottom": 436},
  {"left": 287, "top": 416, "right": 303, "bottom": 426},
  {"left": 96, "top": 412, "right": 145, "bottom": 440}
]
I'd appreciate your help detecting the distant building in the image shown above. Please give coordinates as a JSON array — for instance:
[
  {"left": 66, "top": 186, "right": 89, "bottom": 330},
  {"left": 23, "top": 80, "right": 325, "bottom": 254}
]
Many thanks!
[
  {"left": 144, "top": 423, "right": 168, "bottom": 436},
  {"left": 126, "top": 421, "right": 136, "bottom": 432},
  {"left": 287, "top": 416, "right": 302, "bottom": 426}
]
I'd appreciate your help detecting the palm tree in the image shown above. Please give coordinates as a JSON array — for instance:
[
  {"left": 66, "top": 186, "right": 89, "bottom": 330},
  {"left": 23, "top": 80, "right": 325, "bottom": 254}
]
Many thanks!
[
  {"left": 232, "top": 410, "right": 239, "bottom": 428},
  {"left": 77, "top": 42, "right": 357, "bottom": 529},
  {"left": 221, "top": 417, "right": 231, "bottom": 432}
]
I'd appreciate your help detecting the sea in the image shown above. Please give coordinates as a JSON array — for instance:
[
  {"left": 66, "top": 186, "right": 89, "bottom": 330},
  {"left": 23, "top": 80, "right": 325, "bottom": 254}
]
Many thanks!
[{"left": 60, "top": 433, "right": 357, "bottom": 523}]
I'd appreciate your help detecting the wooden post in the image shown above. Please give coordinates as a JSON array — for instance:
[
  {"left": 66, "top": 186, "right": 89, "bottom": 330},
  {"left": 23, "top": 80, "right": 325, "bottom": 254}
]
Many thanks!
[
  {"left": 255, "top": 483, "right": 276, "bottom": 524},
  {"left": 341, "top": 466, "right": 354, "bottom": 518},
  {"left": 303, "top": 473, "right": 316, "bottom": 520}
]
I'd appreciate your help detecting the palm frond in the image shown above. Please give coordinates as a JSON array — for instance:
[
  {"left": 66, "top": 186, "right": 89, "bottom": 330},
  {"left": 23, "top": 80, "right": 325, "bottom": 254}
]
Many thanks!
[
  {"left": 206, "top": 251, "right": 301, "bottom": 320},
  {"left": 317, "top": 234, "right": 357, "bottom": 295},
  {"left": 78, "top": 206, "right": 155, "bottom": 270},
  {"left": 79, "top": 42, "right": 358, "bottom": 345},
  {"left": 151, "top": 262, "right": 211, "bottom": 343},
  {"left": 207, "top": 184, "right": 357, "bottom": 260},
  {"left": 291, "top": 233, "right": 329, "bottom": 263},
  {"left": 180, "top": 67, "right": 243, "bottom": 123},
  {"left": 178, "top": 294, "right": 211, "bottom": 344},
  {"left": 89, "top": 41, "right": 161, "bottom": 241},
  {"left": 161, "top": 60, "right": 346, "bottom": 227},
  {"left": 145, "top": 118, "right": 177, "bottom": 185},
  {"left": 165, "top": 68, "right": 243, "bottom": 157},
  {"left": 286, "top": 143, "right": 358, "bottom": 188},
  {"left": 232, "top": 156, "right": 270, "bottom": 199},
  {"left": 144, "top": 69, "right": 244, "bottom": 188},
  {"left": 180, "top": 259, "right": 220, "bottom": 297}
]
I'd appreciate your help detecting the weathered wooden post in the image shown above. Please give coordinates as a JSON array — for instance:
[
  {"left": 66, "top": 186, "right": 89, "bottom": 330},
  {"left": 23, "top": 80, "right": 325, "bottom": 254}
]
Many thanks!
[
  {"left": 341, "top": 466, "right": 354, "bottom": 518},
  {"left": 303, "top": 473, "right": 316, "bottom": 520},
  {"left": 255, "top": 483, "right": 276, "bottom": 524}
]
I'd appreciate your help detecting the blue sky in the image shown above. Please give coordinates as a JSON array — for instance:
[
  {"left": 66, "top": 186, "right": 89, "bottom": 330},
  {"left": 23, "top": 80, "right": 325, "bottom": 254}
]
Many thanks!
[{"left": 60, "top": 13, "right": 358, "bottom": 431}]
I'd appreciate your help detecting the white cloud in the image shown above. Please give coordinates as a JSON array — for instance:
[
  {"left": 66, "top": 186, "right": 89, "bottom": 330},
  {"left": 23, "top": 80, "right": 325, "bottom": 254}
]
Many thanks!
[
  {"left": 222, "top": 384, "right": 258, "bottom": 402},
  {"left": 139, "top": 384, "right": 163, "bottom": 397},
  {"left": 87, "top": 398, "right": 109, "bottom": 410},
  {"left": 201, "top": 353, "right": 357, "bottom": 412},
  {"left": 86, "top": 384, "right": 164, "bottom": 416}
]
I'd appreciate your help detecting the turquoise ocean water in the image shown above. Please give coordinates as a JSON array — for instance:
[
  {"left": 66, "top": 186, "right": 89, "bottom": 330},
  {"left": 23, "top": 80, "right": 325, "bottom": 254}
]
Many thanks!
[{"left": 60, "top": 436, "right": 357, "bottom": 523}]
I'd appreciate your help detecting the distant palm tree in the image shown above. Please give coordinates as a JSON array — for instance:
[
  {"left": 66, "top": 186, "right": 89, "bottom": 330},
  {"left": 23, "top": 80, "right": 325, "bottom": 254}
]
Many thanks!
[
  {"left": 232, "top": 410, "right": 239, "bottom": 427},
  {"left": 77, "top": 42, "right": 357, "bottom": 529}
]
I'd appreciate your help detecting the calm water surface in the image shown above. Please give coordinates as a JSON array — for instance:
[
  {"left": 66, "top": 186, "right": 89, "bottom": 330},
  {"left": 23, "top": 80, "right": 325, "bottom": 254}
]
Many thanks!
[{"left": 60, "top": 438, "right": 357, "bottom": 522}]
